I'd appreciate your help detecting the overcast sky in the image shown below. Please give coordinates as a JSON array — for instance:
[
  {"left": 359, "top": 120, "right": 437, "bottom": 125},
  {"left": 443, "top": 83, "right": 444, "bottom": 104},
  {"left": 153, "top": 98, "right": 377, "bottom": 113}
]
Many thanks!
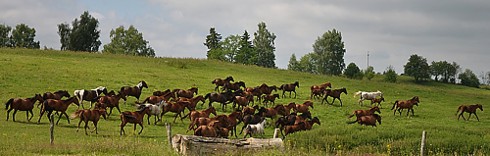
[{"left": 2, "top": 0, "right": 489, "bottom": 76}]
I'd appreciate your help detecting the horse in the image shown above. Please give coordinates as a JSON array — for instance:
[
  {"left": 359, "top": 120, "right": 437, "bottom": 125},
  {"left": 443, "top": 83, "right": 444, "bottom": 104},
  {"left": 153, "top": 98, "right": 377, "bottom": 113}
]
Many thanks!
[
  {"left": 354, "top": 91, "right": 383, "bottom": 106},
  {"left": 233, "top": 96, "right": 250, "bottom": 110},
  {"left": 153, "top": 89, "right": 171, "bottom": 96},
  {"left": 456, "top": 104, "right": 483, "bottom": 121},
  {"left": 348, "top": 114, "right": 381, "bottom": 127},
  {"left": 283, "top": 122, "right": 306, "bottom": 138},
  {"left": 120, "top": 105, "right": 151, "bottom": 135},
  {"left": 371, "top": 97, "right": 385, "bottom": 107},
  {"left": 96, "top": 91, "right": 126, "bottom": 116},
  {"left": 176, "top": 87, "right": 199, "bottom": 99},
  {"left": 322, "top": 88, "right": 348, "bottom": 106},
  {"left": 212, "top": 76, "right": 234, "bottom": 91},
  {"left": 279, "top": 81, "right": 299, "bottom": 98},
  {"left": 310, "top": 87, "right": 326, "bottom": 100},
  {"left": 258, "top": 83, "right": 277, "bottom": 96},
  {"left": 243, "top": 119, "right": 266, "bottom": 138},
  {"left": 74, "top": 86, "right": 108, "bottom": 109},
  {"left": 204, "top": 90, "right": 234, "bottom": 111},
  {"left": 262, "top": 94, "right": 279, "bottom": 107},
  {"left": 71, "top": 108, "right": 107, "bottom": 135},
  {"left": 240, "top": 113, "right": 265, "bottom": 135},
  {"left": 283, "top": 102, "right": 296, "bottom": 116},
  {"left": 137, "top": 101, "right": 166, "bottom": 125},
  {"left": 5, "top": 94, "right": 43, "bottom": 122},
  {"left": 221, "top": 111, "right": 243, "bottom": 138},
  {"left": 223, "top": 81, "right": 246, "bottom": 91},
  {"left": 140, "top": 91, "right": 175, "bottom": 105},
  {"left": 194, "top": 120, "right": 221, "bottom": 137},
  {"left": 294, "top": 101, "right": 314, "bottom": 114},
  {"left": 179, "top": 95, "right": 206, "bottom": 111},
  {"left": 120, "top": 80, "right": 148, "bottom": 103},
  {"left": 392, "top": 96, "right": 419, "bottom": 116},
  {"left": 310, "top": 82, "right": 332, "bottom": 99},
  {"left": 242, "top": 105, "right": 259, "bottom": 116},
  {"left": 42, "top": 90, "right": 70, "bottom": 101},
  {"left": 348, "top": 106, "right": 381, "bottom": 119},
  {"left": 183, "top": 107, "right": 217, "bottom": 123},
  {"left": 160, "top": 101, "right": 192, "bottom": 123},
  {"left": 38, "top": 96, "right": 80, "bottom": 124}
]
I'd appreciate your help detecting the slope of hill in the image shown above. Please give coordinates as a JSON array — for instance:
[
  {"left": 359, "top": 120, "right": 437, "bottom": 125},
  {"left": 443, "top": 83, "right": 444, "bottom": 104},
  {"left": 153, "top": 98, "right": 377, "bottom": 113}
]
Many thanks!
[{"left": 0, "top": 48, "right": 489, "bottom": 155}]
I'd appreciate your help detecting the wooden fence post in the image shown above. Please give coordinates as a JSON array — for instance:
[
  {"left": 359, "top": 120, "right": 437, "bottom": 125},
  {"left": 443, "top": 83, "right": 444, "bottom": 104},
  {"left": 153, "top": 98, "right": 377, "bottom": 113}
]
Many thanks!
[
  {"left": 420, "top": 130, "right": 426, "bottom": 156},
  {"left": 50, "top": 114, "right": 54, "bottom": 145},
  {"left": 166, "top": 122, "right": 172, "bottom": 146},
  {"left": 273, "top": 128, "right": 279, "bottom": 138}
]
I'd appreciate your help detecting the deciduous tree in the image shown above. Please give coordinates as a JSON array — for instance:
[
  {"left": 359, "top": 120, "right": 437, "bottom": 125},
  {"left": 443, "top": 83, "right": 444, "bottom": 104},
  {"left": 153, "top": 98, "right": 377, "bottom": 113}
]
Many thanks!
[
  {"left": 312, "top": 29, "right": 346, "bottom": 75},
  {"left": 102, "top": 25, "right": 155, "bottom": 57},
  {"left": 58, "top": 11, "right": 101, "bottom": 52},
  {"left": 404, "top": 54, "right": 430, "bottom": 82},
  {"left": 0, "top": 24, "right": 11, "bottom": 47}
]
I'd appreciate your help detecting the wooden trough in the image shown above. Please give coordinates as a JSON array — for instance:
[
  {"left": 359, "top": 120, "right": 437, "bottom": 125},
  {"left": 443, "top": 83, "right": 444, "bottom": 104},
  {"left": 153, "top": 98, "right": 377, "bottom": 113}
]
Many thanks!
[{"left": 171, "top": 134, "right": 284, "bottom": 156}]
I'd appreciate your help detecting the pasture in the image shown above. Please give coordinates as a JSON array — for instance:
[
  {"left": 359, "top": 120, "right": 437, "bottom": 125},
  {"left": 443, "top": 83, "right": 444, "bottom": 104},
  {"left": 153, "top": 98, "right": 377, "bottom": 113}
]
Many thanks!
[{"left": 1, "top": 48, "right": 489, "bottom": 155}]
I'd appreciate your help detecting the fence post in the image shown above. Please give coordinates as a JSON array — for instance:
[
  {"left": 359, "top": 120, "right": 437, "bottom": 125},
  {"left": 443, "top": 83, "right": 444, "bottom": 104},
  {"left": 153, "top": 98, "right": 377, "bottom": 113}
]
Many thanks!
[
  {"left": 273, "top": 128, "right": 279, "bottom": 138},
  {"left": 50, "top": 114, "right": 54, "bottom": 145},
  {"left": 420, "top": 130, "right": 426, "bottom": 156},
  {"left": 166, "top": 122, "right": 172, "bottom": 147}
]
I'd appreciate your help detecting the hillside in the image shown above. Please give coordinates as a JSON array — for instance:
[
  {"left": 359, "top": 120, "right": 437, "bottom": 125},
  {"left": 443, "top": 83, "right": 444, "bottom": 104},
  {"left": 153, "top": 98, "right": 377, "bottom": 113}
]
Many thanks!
[{"left": 0, "top": 48, "right": 489, "bottom": 155}]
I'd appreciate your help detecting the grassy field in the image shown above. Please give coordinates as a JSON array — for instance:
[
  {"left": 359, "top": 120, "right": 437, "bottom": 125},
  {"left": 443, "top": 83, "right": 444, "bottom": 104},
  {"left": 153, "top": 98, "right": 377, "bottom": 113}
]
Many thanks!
[{"left": 1, "top": 48, "right": 489, "bottom": 155}]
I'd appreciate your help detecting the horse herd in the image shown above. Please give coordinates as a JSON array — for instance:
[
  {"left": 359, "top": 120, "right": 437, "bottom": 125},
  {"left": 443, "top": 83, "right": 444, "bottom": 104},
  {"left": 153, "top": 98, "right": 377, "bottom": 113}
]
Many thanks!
[{"left": 4, "top": 76, "right": 484, "bottom": 139}]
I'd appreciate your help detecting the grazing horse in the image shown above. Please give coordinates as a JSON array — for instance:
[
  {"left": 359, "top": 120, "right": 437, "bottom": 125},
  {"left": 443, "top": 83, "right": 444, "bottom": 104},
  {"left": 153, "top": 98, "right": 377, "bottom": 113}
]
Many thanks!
[
  {"left": 456, "top": 104, "right": 483, "bottom": 121},
  {"left": 279, "top": 81, "right": 299, "bottom": 98},
  {"left": 322, "top": 88, "right": 348, "bottom": 106},
  {"left": 96, "top": 92, "right": 126, "bottom": 116},
  {"left": 212, "top": 76, "right": 234, "bottom": 91},
  {"left": 294, "top": 101, "right": 314, "bottom": 114},
  {"left": 348, "top": 114, "right": 382, "bottom": 127},
  {"left": 38, "top": 96, "right": 80, "bottom": 124},
  {"left": 176, "top": 87, "right": 199, "bottom": 99},
  {"left": 74, "top": 86, "right": 108, "bottom": 109},
  {"left": 354, "top": 91, "right": 383, "bottom": 105},
  {"left": 42, "top": 90, "right": 70, "bottom": 101},
  {"left": 223, "top": 81, "right": 246, "bottom": 91},
  {"left": 348, "top": 106, "right": 381, "bottom": 119},
  {"left": 120, "top": 81, "right": 148, "bottom": 103},
  {"left": 205, "top": 91, "right": 234, "bottom": 111},
  {"left": 120, "top": 105, "right": 151, "bottom": 135},
  {"left": 5, "top": 94, "right": 43, "bottom": 122},
  {"left": 392, "top": 96, "right": 419, "bottom": 116},
  {"left": 71, "top": 109, "right": 107, "bottom": 135}
]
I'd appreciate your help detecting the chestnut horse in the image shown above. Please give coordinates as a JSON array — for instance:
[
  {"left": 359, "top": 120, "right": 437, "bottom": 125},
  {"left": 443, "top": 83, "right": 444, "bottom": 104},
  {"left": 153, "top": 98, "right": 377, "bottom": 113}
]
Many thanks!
[
  {"left": 71, "top": 109, "right": 107, "bottom": 135},
  {"left": 371, "top": 97, "right": 385, "bottom": 107},
  {"left": 232, "top": 96, "right": 250, "bottom": 110},
  {"left": 322, "top": 88, "right": 348, "bottom": 106},
  {"left": 279, "top": 81, "right": 299, "bottom": 98},
  {"left": 183, "top": 107, "right": 217, "bottom": 122},
  {"left": 310, "top": 82, "right": 332, "bottom": 98},
  {"left": 96, "top": 91, "right": 126, "bottom": 116},
  {"left": 140, "top": 91, "right": 175, "bottom": 105},
  {"left": 176, "top": 87, "right": 199, "bottom": 99},
  {"left": 392, "top": 96, "right": 419, "bottom": 116},
  {"left": 179, "top": 95, "right": 206, "bottom": 111},
  {"left": 38, "top": 96, "right": 80, "bottom": 124},
  {"left": 212, "top": 76, "right": 234, "bottom": 91},
  {"left": 348, "top": 106, "right": 381, "bottom": 119},
  {"left": 223, "top": 81, "right": 246, "bottom": 91},
  {"left": 120, "top": 105, "right": 151, "bottom": 135},
  {"left": 160, "top": 101, "right": 192, "bottom": 123},
  {"left": 294, "top": 101, "right": 314, "bottom": 114},
  {"left": 42, "top": 90, "right": 70, "bottom": 101},
  {"left": 348, "top": 114, "right": 381, "bottom": 127},
  {"left": 5, "top": 94, "right": 43, "bottom": 122},
  {"left": 120, "top": 80, "right": 148, "bottom": 103},
  {"left": 262, "top": 94, "right": 280, "bottom": 107},
  {"left": 456, "top": 104, "right": 483, "bottom": 121}
]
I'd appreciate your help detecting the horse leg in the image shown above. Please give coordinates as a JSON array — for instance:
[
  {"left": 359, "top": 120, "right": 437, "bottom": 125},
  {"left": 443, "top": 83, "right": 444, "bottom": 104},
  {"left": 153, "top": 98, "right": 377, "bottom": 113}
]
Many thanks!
[
  {"left": 6, "top": 108, "right": 13, "bottom": 121},
  {"left": 37, "top": 109, "right": 45, "bottom": 123},
  {"left": 474, "top": 113, "right": 480, "bottom": 121},
  {"left": 27, "top": 110, "right": 34, "bottom": 122},
  {"left": 293, "top": 91, "right": 297, "bottom": 98},
  {"left": 120, "top": 122, "right": 127, "bottom": 136},
  {"left": 12, "top": 109, "right": 18, "bottom": 122},
  {"left": 138, "top": 123, "right": 144, "bottom": 135},
  {"left": 147, "top": 115, "right": 151, "bottom": 125},
  {"left": 411, "top": 108, "right": 415, "bottom": 116},
  {"left": 84, "top": 121, "right": 89, "bottom": 135},
  {"left": 77, "top": 118, "right": 83, "bottom": 132},
  {"left": 116, "top": 106, "right": 121, "bottom": 114},
  {"left": 338, "top": 98, "right": 343, "bottom": 107},
  {"left": 93, "top": 121, "right": 99, "bottom": 134},
  {"left": 467, "top": 113, "right": 472, "bottom": 121}
]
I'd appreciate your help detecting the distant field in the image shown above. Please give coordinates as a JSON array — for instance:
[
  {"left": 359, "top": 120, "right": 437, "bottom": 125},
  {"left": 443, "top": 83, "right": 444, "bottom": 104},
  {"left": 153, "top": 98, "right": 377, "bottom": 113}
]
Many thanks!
[{"left": 1, "top": 48, "right": 489, "bottom": 155}]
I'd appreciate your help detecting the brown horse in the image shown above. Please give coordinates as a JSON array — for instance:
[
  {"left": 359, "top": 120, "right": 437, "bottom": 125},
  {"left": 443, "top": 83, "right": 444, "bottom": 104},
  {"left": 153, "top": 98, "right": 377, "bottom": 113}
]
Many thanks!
[
  {"left": 262, "top": 94, "right": 280, "bottom": 107},
  {"left": 233, "top": 96, "right": 250, "bottom": 110},
  {"left": 212, "top": 76, "right": 234, "bottom": 91},
  {"left": 42, "top": 90, "right": 70, "bottom": 101},
  {"left": 223, "top": 81, "right": 246, "bottom": 91},
  {"left": 5, "top": 94, "right": 43, "bottom": 122},
  {"left": 176, "top": 87, "right": 199, "bottom": 99},
  {"left": 348, "top": 114, "right": 381, "bottom": 127},
  {"left": 152, "top": 89, "right": 171, "bottom": 96},
  {"left": 120, "top": 80, "right": 148, "bottom": 103},
  {"left": 283, "top": 102, "right": 296, "bottom": 116},
  {"left": 71, "top": 109, "right": 107, "bottom": 135},
  {"left": 140, "top": 91, "right": 175, "bottom": 105},
  {"left": 371, "top": 97, "right": 385, "bottom": 107},
  {"left": 279, "top": 81, "right": 299, "bottom": 98},
  {"left": 183, "top": 107, "right": 217, "bottom": 122},
  {"left": 222, "top": 111, "right": 243, "bottom": 138},
  {"left": 179, "top": 95, "right": 205, "bottom": 111},
  {"left": 194, "top": 120, "right": 221, "bottom": 137},
  {"left": 392, "top": 96, "right": 419, "bottom": 116},
  {"left": 38, "top": 96, "right": 80, "bottom": 124},
  {"left": 204, "top": 91, "right": 234, "bottom": 111},
  {"left": 120, "top": 105, "right": 151, "bottom": 135},
  {"left": 258, "top": 83, "right": 277, "bottom": 95},
  {"left": 242, "top": 105, "right": 259, "bottom": 116},
  {"left": 294, "top": 101, "right": 314, "bottom": 114},
  {"left": 310, "top": 82, "right": 332, "bottom": 98},
  {"left": 456, "top": 104, "right": 483, "bottom": 121},
  {"left": 322, "top": 88, "right": 348, "bottom": 106},
  {"left": 348, "top": 106, "right": 381, "bottom": 119},
  {"left": 161, "top": 101, "right": 192, "bottom": 123},
  {"left": 96, "top": 91, "right": 126, "bottom": 116}
]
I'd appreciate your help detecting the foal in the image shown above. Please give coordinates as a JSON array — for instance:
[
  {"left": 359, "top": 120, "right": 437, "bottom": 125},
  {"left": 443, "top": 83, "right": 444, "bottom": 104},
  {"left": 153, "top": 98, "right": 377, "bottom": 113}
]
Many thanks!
[
  {"left": 456, "top": 104, "right": 483, "bottom": 121},
  {"left": 120, "top": 105, "right": 151, "bottom": 135}
]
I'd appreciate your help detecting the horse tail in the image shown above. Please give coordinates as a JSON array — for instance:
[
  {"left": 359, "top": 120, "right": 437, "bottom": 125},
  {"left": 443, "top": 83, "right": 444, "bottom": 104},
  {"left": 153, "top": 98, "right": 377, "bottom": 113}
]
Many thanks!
[
  {"left": 455, "top": 105, "right": 463, "bottom": 116},
  {"left": 354, "top": 91, "right": 361, "bottom": 97},
  {"left": 348, "top": 113, "right": 355, "bottom": 119},
  {"left": 5, "top": 98, "right": 14, "bottom": 110},
  {"left": 391, "top": 101, "right": 398, "bottom": 110},
  {"left": 346, "top": 119, "right": 358, "bottom": 124},
  {"left": 70, "top": 110, "right": 84, "bottom": 119}
]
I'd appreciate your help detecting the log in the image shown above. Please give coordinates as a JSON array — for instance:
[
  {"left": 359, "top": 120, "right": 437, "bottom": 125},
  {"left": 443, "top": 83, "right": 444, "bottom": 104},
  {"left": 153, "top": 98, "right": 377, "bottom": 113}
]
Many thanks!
[{"left": 172, "top": 134, "right": 283, "bottom": 156}]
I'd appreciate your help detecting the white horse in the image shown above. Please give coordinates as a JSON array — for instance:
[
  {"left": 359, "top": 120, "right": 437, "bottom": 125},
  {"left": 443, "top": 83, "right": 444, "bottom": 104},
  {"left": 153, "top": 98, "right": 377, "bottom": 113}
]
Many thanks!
[
  {"left": 74, "top": 86, "right": 107, "bottom": 109},
  {"left": 354, "top": 90, "right": 383, "bottom": 105},
  {"left": 243, "top": 119, "right": 266, "bottom": 138},
  {"left": 136, "top": 101, "right": 167, "bottom": 125}
]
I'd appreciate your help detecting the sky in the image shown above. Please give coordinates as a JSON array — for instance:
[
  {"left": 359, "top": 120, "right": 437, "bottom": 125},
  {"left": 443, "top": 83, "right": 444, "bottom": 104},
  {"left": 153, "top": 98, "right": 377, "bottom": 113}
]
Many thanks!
[{"left": 2, "top": 0, "right": 490, "bottom": 77}]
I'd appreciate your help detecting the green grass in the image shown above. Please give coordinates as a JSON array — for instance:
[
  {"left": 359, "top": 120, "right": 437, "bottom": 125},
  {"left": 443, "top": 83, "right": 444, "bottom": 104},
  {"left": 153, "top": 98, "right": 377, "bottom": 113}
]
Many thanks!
[{"left": 1, "top": 48, "right": 489, "bottom": 155}]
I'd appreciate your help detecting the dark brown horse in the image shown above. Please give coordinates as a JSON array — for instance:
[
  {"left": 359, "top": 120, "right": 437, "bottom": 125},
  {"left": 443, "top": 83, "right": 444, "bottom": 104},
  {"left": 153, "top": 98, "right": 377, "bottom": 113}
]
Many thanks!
[
  {"left": 392, "top": 96, "right": 419, "bottom": 116},
  {"left": 71, "top": 108, "right": 107, "bottom": 135},
  {"left": 371, "top": 97, "right": 385, "bottom": 107},
  {"left": 42, "top": 90, "right": 70, "bottom": 101},
  {"left": 204, "top": 91, "right": 234, "bottom": 111},
  {"left": 212, "top": 76, "right": 234, "bottom": 91},
  {"left": 348, "top": 114, "right": 381, "bottom": 127},
  {"left": 160, "top": 101, "right": 192, "bottom": 123},
  {"left": 279, "top": 81, "right": 299, "bottom": 98},
  {"left": 262, "top": 94, "right": 280, "bottom": 107},
  {"left": 38, "top": 96, "right": 80, "bottom": 124},
  {"left": 258, "top": 83, "right": 277, "bottom": 95},
  {"left": 348, "top": 106, "right": 381, "bottom": 119},
  {"left": 456, "top": 104, "right": 483, "bottom": 121},
  {"left": 120, "top": 81, "right": 148, "bottom": 103},
  {"left": 120, "top": 105, "right": 151, "bottom": 135},
  {"left": 283, "top": 102, "right": 296, "bottom": 116},
  {"left": 223, "top": 81, "right": 246, "bottom": 91},
  {"left": 233, "top": 96, "right": 250, "bottom": 110},
  {"left": 96, "top": 91, "right": 127, "bottom": 116},
  {"left": 152, "top": 89, "right": 171, "bottom": 96},
  {"left": 322, "top": 88, "right": 348, "bottom": 106},
  {"left": 176, "top": 87, "right": 199, "bottom": 99},
  {"left": 5, "top": 94, "right": 43, "bottom": 122}
]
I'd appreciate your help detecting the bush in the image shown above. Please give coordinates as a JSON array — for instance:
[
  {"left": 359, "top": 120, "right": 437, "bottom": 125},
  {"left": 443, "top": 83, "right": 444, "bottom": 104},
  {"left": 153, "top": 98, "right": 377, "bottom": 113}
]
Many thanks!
[{"left": 384, "top": 66, "right": 397, "bottom": 83}]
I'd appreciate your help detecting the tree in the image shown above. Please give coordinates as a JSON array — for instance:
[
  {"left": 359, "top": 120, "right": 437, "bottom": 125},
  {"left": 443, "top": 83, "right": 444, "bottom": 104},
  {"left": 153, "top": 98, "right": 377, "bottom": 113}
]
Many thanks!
[
  {"left": 384, "top": 65, "right": 397, "bottom": 83},
  {"left": 365, "top": 66, "right": 375, "bottom": 80},
  {"left": 404, "top": 54, "right": 430, "bottom": 82},
  {"left": 0, "top": 24, "right": 11, "bottom": 47},
  {"left": 312, "top": 29, "right": 346, "bottom": 75},
  {"left": 9, "top": 24, "right": 40, "bottom": 49},
  {"left": 430, "top": 61, "right": 445, "bottom": 81},
  {"left": 220, "top": 34, "right": 241, "bottom": 62},
  {"left": 235, "top": 31, "right": 255, "bottom": 65},
  {"left": 298, "top": 53, "right": 318, "bottom": 74},
  {"left": 458, "top": 69, "right": 480, "bottom": 88},
  {"left": 204, "top": 27, "right": 222, "bottom": 60},
  {"left": 58, "top": 11, "right": 101, "bottom": 52},
  {"left": 344, "top": 62, "right": 363, "bottom": 79},
  {"left": 102, "top": 25, "right": 155, "bottom": 57},
  {"left": 253, "top": 22, "right": 276, "bottom": 68},
  {"left": 287, "top": 53, "right": 301, "bottom": 71}
]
